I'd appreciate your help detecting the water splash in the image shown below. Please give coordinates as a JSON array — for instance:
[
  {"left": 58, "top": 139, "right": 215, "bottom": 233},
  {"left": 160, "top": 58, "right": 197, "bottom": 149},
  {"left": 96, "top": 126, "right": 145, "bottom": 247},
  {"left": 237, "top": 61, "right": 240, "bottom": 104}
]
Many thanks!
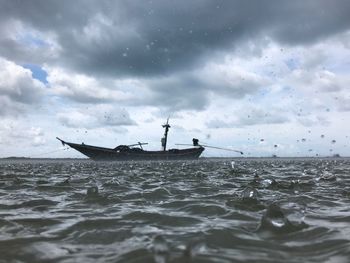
[{"left": 257, "top": 203, "right": 308, "bottom": 235}]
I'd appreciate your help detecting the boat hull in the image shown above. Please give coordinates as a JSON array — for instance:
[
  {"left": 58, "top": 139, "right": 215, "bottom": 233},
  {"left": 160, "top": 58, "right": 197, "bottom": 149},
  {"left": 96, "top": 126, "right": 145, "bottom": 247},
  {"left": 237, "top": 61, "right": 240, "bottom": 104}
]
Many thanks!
[{"left": 62, "top": 141, "right": 204, "bottom": 161}]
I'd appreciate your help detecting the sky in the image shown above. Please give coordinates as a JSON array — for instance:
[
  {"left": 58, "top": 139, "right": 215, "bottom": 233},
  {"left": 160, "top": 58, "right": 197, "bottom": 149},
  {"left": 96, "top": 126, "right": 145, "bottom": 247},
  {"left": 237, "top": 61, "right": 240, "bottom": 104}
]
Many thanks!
[{"left": 0, "top": 0, "right": 350, "bottom": 158}]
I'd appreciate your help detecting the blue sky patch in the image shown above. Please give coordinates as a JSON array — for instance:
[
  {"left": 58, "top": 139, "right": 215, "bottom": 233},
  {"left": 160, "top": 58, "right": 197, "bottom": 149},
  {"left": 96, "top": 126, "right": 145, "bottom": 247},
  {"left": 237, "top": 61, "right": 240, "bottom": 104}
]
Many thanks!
[
  {"left": 22, "top": 64, "right": 48, "bottom": 84},
  {"left": 16, "top": 32, "right": 47, "bottom": 48}
]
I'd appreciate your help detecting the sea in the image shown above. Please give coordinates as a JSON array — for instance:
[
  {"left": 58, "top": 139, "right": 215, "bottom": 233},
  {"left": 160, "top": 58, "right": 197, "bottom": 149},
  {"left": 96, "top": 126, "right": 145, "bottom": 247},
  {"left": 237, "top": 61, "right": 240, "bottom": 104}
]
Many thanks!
[{"left": 0, "top": 158, "right": 349, "bottom": 263}]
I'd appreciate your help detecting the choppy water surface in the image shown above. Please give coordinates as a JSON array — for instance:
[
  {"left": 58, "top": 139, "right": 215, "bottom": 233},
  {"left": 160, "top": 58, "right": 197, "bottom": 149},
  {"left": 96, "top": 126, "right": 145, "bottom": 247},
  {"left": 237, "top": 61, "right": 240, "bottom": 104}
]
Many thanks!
[{"left": 0, "top": 158, "right": 350, "bottom": 262}]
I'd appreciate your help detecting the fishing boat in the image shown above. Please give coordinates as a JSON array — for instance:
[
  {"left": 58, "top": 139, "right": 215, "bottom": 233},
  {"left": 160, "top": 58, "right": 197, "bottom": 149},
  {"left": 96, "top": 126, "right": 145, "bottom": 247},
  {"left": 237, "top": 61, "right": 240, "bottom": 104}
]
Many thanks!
[{"left": 56, "top": 119, "right": 205, "bottom": 161}]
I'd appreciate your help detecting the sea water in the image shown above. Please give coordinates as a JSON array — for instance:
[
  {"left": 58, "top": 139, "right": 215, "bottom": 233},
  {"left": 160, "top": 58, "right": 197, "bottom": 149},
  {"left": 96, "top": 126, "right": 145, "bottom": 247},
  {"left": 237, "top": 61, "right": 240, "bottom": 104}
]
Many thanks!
[{"left": 0, "top": 158, "right": 349, "bottom": 262}]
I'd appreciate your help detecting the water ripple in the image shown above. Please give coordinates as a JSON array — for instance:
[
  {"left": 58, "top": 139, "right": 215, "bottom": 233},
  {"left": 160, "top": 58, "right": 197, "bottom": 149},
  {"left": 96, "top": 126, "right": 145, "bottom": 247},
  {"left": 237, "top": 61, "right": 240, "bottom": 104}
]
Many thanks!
[{"left": 0, "top": 158, "right": 349, "bottom": 262}]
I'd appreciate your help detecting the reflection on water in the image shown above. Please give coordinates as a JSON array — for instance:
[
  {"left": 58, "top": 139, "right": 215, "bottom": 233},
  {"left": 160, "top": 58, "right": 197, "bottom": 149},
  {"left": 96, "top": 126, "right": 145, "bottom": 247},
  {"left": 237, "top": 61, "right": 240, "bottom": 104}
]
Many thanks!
[{"left": 0, "top": 158, "right": 350, "bottom": 262}]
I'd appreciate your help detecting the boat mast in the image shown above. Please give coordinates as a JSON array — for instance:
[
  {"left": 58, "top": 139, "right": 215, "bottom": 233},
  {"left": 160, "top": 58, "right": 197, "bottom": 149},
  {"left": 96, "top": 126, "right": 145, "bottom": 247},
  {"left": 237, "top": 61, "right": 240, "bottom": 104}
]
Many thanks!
[{"left": 161, "top": 118, "right": 171, "bottom": 151}]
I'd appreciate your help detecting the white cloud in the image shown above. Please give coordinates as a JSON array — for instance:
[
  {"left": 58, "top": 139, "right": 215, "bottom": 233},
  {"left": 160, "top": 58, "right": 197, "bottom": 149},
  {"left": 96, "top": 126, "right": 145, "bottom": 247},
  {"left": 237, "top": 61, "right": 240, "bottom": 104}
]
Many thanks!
[
  {"left": 0, "top": 121, "right": 46, "bottom": 148},
  {"left": 0, "top": 57, "right": 46, "bottom": 117},
  {"left": 47, "top": 67, "right": 133, "bottom": 103},
  {"left": 57, "top": 111, "right": 94, "bottom": 129},
  {"left": 337, "top": 98, "right": 350, "bottom": 111},
  {"left": 201, "top": 62, "right": 270, "bottom": 97}
]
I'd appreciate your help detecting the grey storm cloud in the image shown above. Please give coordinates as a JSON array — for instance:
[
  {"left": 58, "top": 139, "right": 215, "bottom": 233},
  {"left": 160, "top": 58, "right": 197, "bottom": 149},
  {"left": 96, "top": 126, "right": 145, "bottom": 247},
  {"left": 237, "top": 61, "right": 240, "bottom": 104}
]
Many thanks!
[
  {"left": 144, "top": 75, "right": 210, "bottom": 111},
  {"left": 0, "top": 0, "right": 350, "bottom": 78},
  {"left": 57, "top": 106, "right": 136, "bottom": 129},
  {"left": 141, "top": 69, "right": 267, "bottom": 111},
  {"left": 206, "top": 106, "right": 290, "bottom": 128}
]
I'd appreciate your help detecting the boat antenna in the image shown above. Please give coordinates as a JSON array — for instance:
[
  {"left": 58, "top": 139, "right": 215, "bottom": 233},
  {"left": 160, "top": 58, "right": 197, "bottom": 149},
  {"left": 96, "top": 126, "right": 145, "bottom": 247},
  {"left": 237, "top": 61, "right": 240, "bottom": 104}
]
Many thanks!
[{"left": 161, "top": 117, "right": 171, "bottom": 151}]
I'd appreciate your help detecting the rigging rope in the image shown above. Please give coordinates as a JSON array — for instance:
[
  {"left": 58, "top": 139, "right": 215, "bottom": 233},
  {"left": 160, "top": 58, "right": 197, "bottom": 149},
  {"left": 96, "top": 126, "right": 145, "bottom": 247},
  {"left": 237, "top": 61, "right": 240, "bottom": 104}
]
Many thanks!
[{"left": 29, "top": 147, "right": 70, "bottom": 158}]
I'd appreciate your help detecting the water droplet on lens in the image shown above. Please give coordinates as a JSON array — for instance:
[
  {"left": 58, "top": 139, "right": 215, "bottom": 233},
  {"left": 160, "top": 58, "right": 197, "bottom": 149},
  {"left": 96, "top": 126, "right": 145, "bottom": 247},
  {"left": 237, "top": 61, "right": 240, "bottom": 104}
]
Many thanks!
[
  {"left": 262, "top": 178, "right": 278, "bottom": 188},
  {"left": 86, "top": 186, "right": 99, "bottom": 197},
  {"left": 319, "top": 171, "right": 336, "bottom": 181},
  {"left": 241, "top": 186, "right": 259, "bottom": 201},
  {"left": 152, "top": 235, "right": 169, "bottom": 263},
  {"left": 258, "top": 203, "right": 288, "bottom": 230},
  {"left": 257, "top": 203, "right": 308, "bottom": 235}
]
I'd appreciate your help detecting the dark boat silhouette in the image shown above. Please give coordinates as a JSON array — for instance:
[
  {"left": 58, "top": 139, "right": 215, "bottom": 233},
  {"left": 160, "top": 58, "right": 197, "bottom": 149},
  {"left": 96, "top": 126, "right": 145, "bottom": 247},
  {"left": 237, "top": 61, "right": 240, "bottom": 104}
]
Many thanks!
[{"left": 56, "top": 119, "right": 204, "bottom": 161}]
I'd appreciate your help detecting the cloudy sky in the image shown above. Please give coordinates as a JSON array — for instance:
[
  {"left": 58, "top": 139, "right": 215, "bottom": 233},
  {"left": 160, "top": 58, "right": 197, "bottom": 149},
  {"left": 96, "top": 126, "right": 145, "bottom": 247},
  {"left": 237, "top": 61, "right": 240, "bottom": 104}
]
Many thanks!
[{"left": 1, "top": 0, "right": 350, "bottom": 158}]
